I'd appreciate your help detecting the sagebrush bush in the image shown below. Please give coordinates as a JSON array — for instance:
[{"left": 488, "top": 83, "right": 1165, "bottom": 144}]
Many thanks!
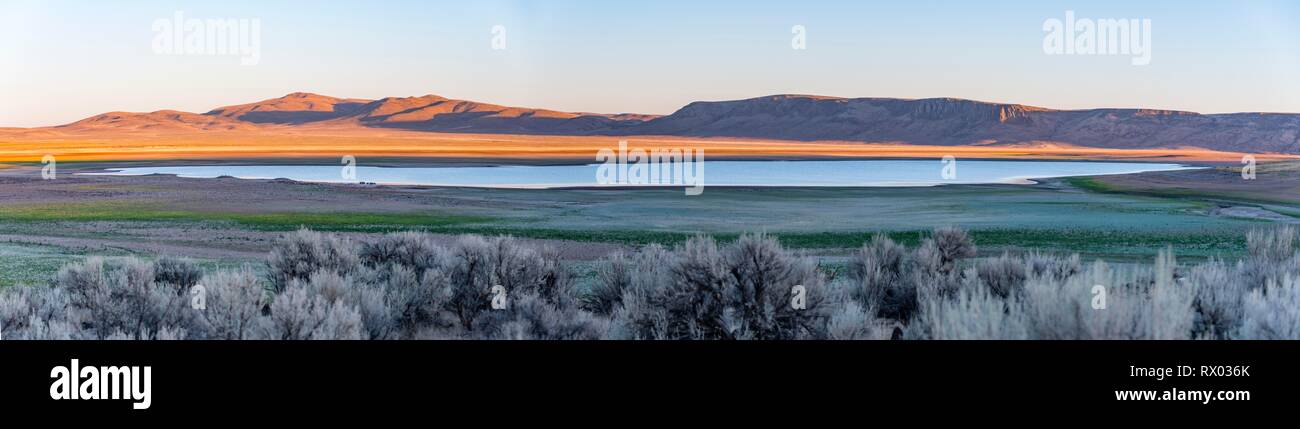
[
  {"left": 1243, "top": 226, "right": 1298, "bottom": 290},
  {"left": 267, "top": 281, "right": 364, "bottom": 340},
  {"left": 843, "top": 228, "right": 982, "bottom": 323},
  {"left": 473, "top": 291, "right": 609, "bottom": 340},
  {"left": 910, "top": 250, "right": 1196, "bottom": 340},
  {"left": 910, "top": 227, "right": 977, "bottom": 301},
  {"left": 929, "top": 226, "right": 978, "bottom": 273},
  {"left": 647, "top": 235, "right": 731, "bottom": 339},
  {"left": 604, "top": 244, "right": 676, "bottom": 339},
  {"left": 1246, "top": 226, "right": 1295, "bottom": 265},
  {"left": 911, "top": 288, "right": 1028, "bottom": 340},
  {"left": 3, "top": 226, "right": 1298, "bottom": 341},
  {"left": 724, "top": 233, "right": 830, "bottom": 339},
  {"left": 363, "top": 263, "right": 451, "bottom": 338},
  {"left": 1023, "top": 251, "right": 1080, "bottom": 281},
  {"left": 1023, "top": 252, "right": 1192, "bottom": 340},
  {"left": 356, "top": 232, "right": 584, "bottom": 339},
  {"left": 197, "top": 267, "right": 268, "bottom": 340},
  {"left": 153, "top": 256, "right": 203, "bottom": 290},
  {"left": 1184, "top": 259, "right": 1245, "bottom": 339},
  {"left": 975, "top": 253, "right": 1027, "bottom": 298},
  {"left": 0, "top": 286, "right": 79, "bottom": 340},
  {"left": 55, "top": 257, "right": 203, "bottom": 340},
  {"left": 608, "top": 236, "right": 730, "bottom": 340},
  {"left": 826, "top": 300, "right": 894, "bottom": 340},
  {"left": 603, "top": 234, "right": 831, "bottom": 339},
  {"left": 267, "top": 229, "right": 360, "bottom": 292},
  {"left": 441, "top": 235, "right": 496, "bottom": 330},
  {"left": 359, "top": 231, "right": 446, "bottom": 273},
  {"left": 588, "top": 252, "right": 633, "bottom": 315},
  {"left": 1, "top": 230, "right": 591, "bottom": 340},
  {"left": 847, "top": 234, "right": 914, "bottom": 321},
  {"left": 1235, "top": 276, "right": 1300, "bottom": 340}
]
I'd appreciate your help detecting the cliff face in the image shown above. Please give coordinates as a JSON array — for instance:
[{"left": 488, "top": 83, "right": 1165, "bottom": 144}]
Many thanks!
[{"left": 624, "top": 95, "right": 1300, "bottom": 153}]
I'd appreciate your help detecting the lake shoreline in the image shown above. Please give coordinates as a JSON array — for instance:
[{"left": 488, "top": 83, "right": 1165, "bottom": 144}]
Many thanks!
[{"left": 80, "top": 160, "right": 1200, "bottom": 190}]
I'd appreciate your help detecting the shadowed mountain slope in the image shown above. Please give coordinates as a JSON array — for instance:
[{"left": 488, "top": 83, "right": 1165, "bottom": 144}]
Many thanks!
[{"left": 38, "top": 93, "right": 1300, "bottom": 154}]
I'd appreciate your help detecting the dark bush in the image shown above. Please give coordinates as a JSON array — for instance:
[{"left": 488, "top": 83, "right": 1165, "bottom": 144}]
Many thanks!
[
  {"left": 604, "top": 234, "right": 828, "bottom": 340},
  {"left": 724, "top": 233, "right": 829, "bottom": 339},
  {"left": 847, "top": 234, "right": 914, "bottom": 321},
  {"left": 152, "top": 256, "right": 203, "bottom": 290},
  {"left": 976, "top": 253, "right": 1027, "bottom": 298},
  {"left": 267, "top": 229, "right": 359, "bottom": 292},
  {"left": 360, "top": 232, "right": 446, "bottom": 273}
]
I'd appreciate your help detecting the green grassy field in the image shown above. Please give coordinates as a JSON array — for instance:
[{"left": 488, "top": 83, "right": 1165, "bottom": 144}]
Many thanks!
[
  {"left": 0, "top": 242, "right": 90, "bottom": 287},
  {"left": 0, "top": 241, "right": 262, "bottom": 288},
  {"left": 0, "top": 195, "right": 1259, "bottom": 260},
  {"left": 0, "top": 201, "right": 490, "bottom": 231}
]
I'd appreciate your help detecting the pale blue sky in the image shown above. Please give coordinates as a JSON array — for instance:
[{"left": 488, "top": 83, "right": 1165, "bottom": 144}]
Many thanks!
[{"left": 2, "top": 0, "right": 1297, "bottom": 127}]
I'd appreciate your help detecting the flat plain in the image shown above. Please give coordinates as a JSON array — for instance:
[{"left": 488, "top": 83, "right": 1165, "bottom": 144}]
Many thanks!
[{"left": 0, "top": 155, "right": 1293, "bottom": 287}]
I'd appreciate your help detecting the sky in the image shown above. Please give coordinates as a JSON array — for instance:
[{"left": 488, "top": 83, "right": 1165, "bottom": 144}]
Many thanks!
[{"left": 2, "top": 0, "right": 1298, "bottom": 127}]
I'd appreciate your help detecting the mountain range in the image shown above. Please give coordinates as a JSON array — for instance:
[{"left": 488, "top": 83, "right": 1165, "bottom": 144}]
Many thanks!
[{"left": 37, "top": 92, "right": 1300, "bottom": 154}]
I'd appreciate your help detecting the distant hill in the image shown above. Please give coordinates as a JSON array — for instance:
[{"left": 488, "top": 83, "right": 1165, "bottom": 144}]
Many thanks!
[
  {"left": 627, "top": 95, "right": 1300, "bottom": 153},
  {"left": 33, "top": 92, "right": 1300, "bottom": 154},
  {"left": 205, "top": 92, "right": 372, "bottom": 124},
  {"left": 61, "top": 110, "right": 259, "bottom": 132},
  {"left": 204, "top": 92, "right": 649, "bottom": 134}
]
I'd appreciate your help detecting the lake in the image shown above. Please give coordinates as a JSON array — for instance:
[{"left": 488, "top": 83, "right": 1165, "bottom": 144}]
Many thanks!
[{"left": 85, "top": 160, "right": 1199, "bottom": 188}]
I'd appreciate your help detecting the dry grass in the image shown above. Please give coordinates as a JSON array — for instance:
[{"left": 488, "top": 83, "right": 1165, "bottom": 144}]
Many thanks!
[{"left": 0, "top": 127, "right": 1281, "bottom": 163}]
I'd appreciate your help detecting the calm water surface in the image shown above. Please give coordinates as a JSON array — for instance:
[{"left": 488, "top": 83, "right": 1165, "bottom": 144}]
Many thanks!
[{"left": 85, "top": 160, "right": 1199, "bottom": 188}]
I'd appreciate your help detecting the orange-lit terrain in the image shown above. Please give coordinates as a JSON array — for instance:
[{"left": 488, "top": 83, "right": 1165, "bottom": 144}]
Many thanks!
[
  {"left": 6, "top": 92, "right": 1296, "bottom": 164},
  {"left": 0, "top": 127, "right": 1284, "bottom": 164}
]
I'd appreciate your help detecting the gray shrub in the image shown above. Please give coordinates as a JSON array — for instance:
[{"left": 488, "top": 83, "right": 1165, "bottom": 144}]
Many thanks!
[
  {"left": 975, "top": 252, "right": 1027, "bottom": 298},
  {"left": 473, "top": 291, "right": 609, "bottom": 340},
  {"left": 826, "top": 300, "right": 894, "bottom": 340},
  {"left": 604, "top": 233, "right": 830, "bottom": 340},
  {"left": 359, "top": 231, "right": 446, "bottom": 273},
  {"left": 55, "top": 257, "right": 203, "bottom": 340},
  {"left": 724, "top": 233, "right": 829, "bottom": 339},
  {"left": 1235, "top": 275, "right": 1300, "bottom": 340},
  {"left": 197, "top": 267, "right": 269, "bottom": 340},
  {"left": 588, "top": 252, "right": 634, "bottom": 315},
  {"left": 266, "top": 280, "right": 364, "bottom": 340},
  {"left": 153, "top": 256, "right": 203, "bottom": 290},
  {"left": 267, "top": 229, "right": 360, "bottom": 292},
  {"left": 847, "top": 234, "right": 913, "bottom": 321},
  {"left": 1243, "top": 226, "right": 1298, "bottom": 290},
  {"left": 5, "top": 226, "right": 1300, "bottom": 341},
  {"left": 911, "top": 287, "right": 1029, "bottom": 340},
  {"left": 1184, "top": 259, "right": 1245, "bottom": 339},
  {"left": 0, "top": 286, "right": 80, "bottom": 340}
]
